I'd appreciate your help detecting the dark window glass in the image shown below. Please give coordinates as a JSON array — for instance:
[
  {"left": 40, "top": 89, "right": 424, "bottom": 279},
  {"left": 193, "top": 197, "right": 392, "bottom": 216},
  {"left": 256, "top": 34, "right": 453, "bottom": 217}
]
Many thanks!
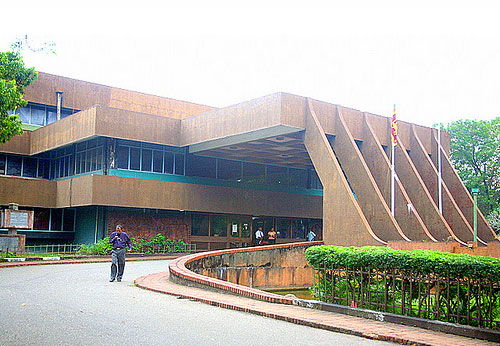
[
  {"left": 174, "top": 154, "right": 184, "bottom": 175},
  {"left": 143, "top": 143, "right": 163, "bottom": 150},
  {"left": 51, "top": 209, "right": 63, "bottom": 231},
  {"left": 0, "top": 154, "right": 6, "bottom": 174},
  {"left": 217, "top": 159, "right": 241, "bottom": 181},
  {"left": 61, "top": 109, "right": 72, "bottom": 119},
  {"left": 266, "top": 165, "right": 288, "bottom": 186},
  {"left": 211, "top": 215, "right": 227, "bottom": 237},
  {"left": 289, "top": 168, "right": 308, "bottom": 188},
  {"left": 153, "top": 150, "right": 163, "bottom": 173},
  {"left": 90, "top": 149, "right": 97, "bottom": 171},
  {"left": 187, "top": 155, "right": 216, "bottom": 178},
  {"left": 65, "top": 156, "right": 71, "bottom": 176},
  {"left": 63, "top": 209, "right": 75, "bottom": 232},
  {"left": 7, "top": 156, "right": 22, "bottom": 176},
  {"left": 242, "top": 162, "right": 265, "bottom": 184},
  {"left": 75, "top": 153, "right": 82, "bottom": 174},
  {"left": 19, "top": 107, "right": 30, "bottom": 123},
  {"left": 130, "top": 147, "right": 141, "bottom": 170},
  {"left": 310, "top": 170, "right": 323, "bottom": 190},
  {"left": 33, "top": 208, "right": 50, "bottom": 230},
  {"left": 277, "top": 219, "right": 291, "bottom": 238},
  {"left": 47, "top": 110, "right": 57, "bottom": 124},
  {"left": 142, "top": 149, "right": 152, "bottom": 171},
  {"left": 23, "top": 157, "right": 37, "bottom": 177},
  {"left": 191, "top": 214, "right": 209, "bottom": 236},
  {"left": 292, "top": 219, "right": 307, "bottom": 239},
  {"left": 252, "top": 217, "right": 273, "bottom": 238},
  {"left": 241, "top": 220, "right": 251, "bottom": 238},
  {"left": 116, "top": 146, "right": 129, "bottom": 169},
  {"left": 96, "top": 148, "right": 103, "bottom": 171},
  {"left": 31, "top": 105, "right": 45, "bottom": 126},
  {"left": 229, "top": 218, "right": 240, "bottom": 237},
  {"left": 68, "top": 155, "right": 75, "bottom": 176},
  {"left": 164, "top": 152, "right": 174, "bottom": 173},
  {"left": 76, "top": 142, "right": 87, "bottom": 151},
  {"left": 87, "top": 138, "right": 98, "bottom": 148},
  {"left": 38, "top": 159, "right": 50, "bottom": 179}
]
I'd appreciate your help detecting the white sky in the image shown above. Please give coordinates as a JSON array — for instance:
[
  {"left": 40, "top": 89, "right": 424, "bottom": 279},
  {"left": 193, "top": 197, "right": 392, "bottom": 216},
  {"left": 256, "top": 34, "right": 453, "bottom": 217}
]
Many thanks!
[{"left": 2, "top": 1, "right": 500, "bottom": 127}]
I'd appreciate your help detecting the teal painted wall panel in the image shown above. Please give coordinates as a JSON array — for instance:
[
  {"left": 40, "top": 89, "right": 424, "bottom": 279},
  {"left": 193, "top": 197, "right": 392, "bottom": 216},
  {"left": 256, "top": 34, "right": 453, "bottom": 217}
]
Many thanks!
[{"left": 74, "top": 206, "right": 107, "bottom": 244}]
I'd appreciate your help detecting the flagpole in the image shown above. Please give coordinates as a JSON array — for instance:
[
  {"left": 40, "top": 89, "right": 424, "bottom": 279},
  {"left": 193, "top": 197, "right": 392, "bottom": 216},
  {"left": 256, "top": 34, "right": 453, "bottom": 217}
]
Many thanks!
[
  {"left": 391, "top": 139, "right": 395, "bottom": 216},
  {"left": 438, "top": 126, "right": 443, "bottom": 214}
]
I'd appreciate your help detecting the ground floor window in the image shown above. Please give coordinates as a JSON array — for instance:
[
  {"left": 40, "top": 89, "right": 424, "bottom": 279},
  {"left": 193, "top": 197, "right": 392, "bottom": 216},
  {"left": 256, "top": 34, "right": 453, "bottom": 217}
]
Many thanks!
[{"left": 2, "top": 207, "right": 76, "bottom": 232}]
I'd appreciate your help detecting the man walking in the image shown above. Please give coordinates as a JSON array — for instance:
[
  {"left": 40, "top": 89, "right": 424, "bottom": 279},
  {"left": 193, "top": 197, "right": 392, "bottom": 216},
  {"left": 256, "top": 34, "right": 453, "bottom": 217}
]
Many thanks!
[{"left": 109, "top": 225, "right": 132, "bottom": 282}]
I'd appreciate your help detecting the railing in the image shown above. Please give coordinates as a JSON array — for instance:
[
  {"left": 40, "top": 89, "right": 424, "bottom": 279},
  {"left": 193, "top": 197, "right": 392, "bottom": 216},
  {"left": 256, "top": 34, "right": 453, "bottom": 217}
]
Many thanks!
[
  {"left": 312, "top": 265, "right": 500, "bottom": 329},
  {"left": 24, "top": 244, "right": 83, "bottom": 254},
  {"left": 133, "top": 242, "right": 197, "bottom": 254}
]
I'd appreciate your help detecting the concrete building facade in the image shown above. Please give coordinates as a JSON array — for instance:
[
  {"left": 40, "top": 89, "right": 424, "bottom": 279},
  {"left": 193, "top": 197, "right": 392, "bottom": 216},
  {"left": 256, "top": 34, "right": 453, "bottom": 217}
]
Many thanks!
[{"left": 0, "top": 72, "right": 496, "bottom": 249}]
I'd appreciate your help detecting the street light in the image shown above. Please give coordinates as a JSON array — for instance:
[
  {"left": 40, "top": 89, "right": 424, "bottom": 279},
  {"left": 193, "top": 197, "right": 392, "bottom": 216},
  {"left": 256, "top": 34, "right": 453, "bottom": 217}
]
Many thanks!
[{"left": 472, "top": 188, "right": 479, "bottom": 243}]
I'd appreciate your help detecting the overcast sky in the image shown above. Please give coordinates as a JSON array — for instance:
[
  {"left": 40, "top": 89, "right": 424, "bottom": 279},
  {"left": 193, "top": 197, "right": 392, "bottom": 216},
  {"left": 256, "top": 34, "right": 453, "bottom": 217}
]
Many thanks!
[{"left": 2, "top": 1, "right": 500, "bottom": 127}]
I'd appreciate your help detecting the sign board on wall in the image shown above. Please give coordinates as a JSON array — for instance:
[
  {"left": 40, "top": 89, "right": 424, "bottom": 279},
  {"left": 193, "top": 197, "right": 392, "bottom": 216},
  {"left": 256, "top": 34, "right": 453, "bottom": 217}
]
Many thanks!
[{"left": 1, "top": 210, "right": 34, "bottom": 229}]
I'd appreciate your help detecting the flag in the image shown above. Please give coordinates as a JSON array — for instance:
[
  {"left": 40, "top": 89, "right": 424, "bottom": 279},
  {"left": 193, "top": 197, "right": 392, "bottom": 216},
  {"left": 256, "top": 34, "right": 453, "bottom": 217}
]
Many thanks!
[{"left": 391, "top": 104, "right": 398, "bottom": 146}]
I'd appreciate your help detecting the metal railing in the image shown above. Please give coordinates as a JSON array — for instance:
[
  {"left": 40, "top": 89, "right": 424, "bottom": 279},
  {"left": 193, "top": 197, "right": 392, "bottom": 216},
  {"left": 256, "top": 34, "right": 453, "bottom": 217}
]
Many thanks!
[{"left": 312, "top": 265, "right": 500, "bottom": 329}]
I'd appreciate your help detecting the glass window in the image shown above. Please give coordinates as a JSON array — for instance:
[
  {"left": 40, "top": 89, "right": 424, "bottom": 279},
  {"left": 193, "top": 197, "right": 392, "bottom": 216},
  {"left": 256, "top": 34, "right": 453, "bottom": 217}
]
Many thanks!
[
  {"left": 38, "top": 159, "right": 50, "bottom": 179},
  {"left": 292, "top": 219, "right": 307, "bottom": 239},
  {"left": 210, "top": 215, "right": 227, "bottom": 237},
  {"left": 74, "top": 153, "right": 82, "bottom": 174},
  {"left": 187, "top": 155, "right": 215, "bottom": 178},
  {"left": 31, "top": 105, "right": 46, "bottom": 126},
  {"left": 290, "top": 168, "right": 308, "bottom": 188},
  {"left": 191, "top": 214, "right": 209, "bottom": 236},
  {"left": 61, "top": 109, "right": 72, "bottom": 119},
  {"left": 84, "top": 151, "right": 91, "bottom": 172},
  {"left": 153, "top": 150, "right": 163, "bottom": 173},
  {"left": 142, "top": 149, "right": 152, "bottom": 171},
  {"left": 96, "top": 148, "right": 103, "bottom": 171},
  {"left": 68, "top": 155, "right": 75, "bottom": 176},
  {"left": 23, "top": 157, "right": 37, "bottom": 177},
  {"left": 229, "top": 218, "right": 240, "bottom": 237},
  {"left": 242, "top": 162, "right": 265, "bottom": 184},
  {"left": 63, "top": 209, "right": 75, "bottom": 232},
  {"left": 51, "top": 209, "right": 63, "bottom": 231},
  {"left": 163, "top": 152, "right": 174, "bottom": 173},
  {"left": 241, "top": 220, "right": 251, "bottom": 238},
  {"left": 47, "top": 109, "right": 57, "bottom": 124},
  {"left": 310, "top": 170, "right": 323, "bottom": 190},
  {"left": 129, "top": 147, "right": 141, "bottom": 170},
  {"left": 33, "top": 208, "right": 50, "bottom": 230},
  {"left": 7, "top": 156, "right": 22, "bottom": 176},
  {"left": 217, "top": 159, "right": 242, "bottom": 181},
  {"left": 116, "top": 146, "right": 129, "bottom": 169},
  {"left": 252, "top": 217, "right": 273, "bottom": 238},
  {"left": 90, "top": 149, "right": 97, "bottom": 171},
  {"left": 277, "top": 218, "right": 291, "bottom": 238},
  {"left": 19, "top": 107, "right": 30, "bottom": 123},
  {"left": 266, "top": 165, "right": 288, "bottom": 186},
  {"left": 0, "top": 154, "right": 5, "bottom": 174},
  {"left": 174, "top": 154, "right": 184, "bottom": 175}
]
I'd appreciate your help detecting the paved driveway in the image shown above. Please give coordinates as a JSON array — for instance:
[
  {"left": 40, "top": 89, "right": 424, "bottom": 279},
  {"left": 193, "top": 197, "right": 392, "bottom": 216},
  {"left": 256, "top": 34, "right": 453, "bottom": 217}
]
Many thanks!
[{"left": 0, "top": 260, "right": 392, "bottom": 345}]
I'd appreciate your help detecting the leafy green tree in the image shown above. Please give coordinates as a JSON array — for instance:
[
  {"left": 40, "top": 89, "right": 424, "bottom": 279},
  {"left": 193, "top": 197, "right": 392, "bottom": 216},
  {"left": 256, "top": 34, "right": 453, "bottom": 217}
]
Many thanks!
[
  {"left": 0, "top": 51, "right": 37, "bottom": 143},
  {"left": 445, "top": 118, "right": 500, "bottom": 215}
]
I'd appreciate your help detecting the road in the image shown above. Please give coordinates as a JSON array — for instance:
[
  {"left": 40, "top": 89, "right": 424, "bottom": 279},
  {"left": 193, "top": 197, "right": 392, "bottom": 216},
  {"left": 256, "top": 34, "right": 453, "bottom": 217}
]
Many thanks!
[{"left": 0, "top": 260, "right": 393, "bottom": 346}]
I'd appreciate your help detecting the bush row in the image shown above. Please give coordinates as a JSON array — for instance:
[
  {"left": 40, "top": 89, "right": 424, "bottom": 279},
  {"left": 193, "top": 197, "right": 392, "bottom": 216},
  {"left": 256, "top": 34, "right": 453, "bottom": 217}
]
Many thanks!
[{"left": 305, "top": 245, "right": 500, "bottom": 282}]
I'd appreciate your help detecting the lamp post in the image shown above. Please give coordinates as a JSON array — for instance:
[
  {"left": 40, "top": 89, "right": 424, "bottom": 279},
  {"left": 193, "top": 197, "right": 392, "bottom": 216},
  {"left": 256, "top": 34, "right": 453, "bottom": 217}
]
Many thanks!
[{"left": 472, "top": 188, "right": 479, "bottom": 243}]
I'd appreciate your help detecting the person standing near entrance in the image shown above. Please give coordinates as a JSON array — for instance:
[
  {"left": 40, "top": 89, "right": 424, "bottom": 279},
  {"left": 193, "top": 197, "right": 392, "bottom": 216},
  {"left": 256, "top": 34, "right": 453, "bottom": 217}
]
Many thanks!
[
  {"left": 255, "top": 227, "right": 264, "bottom": 246},
  {"left": 267, "top": 227, "right": 277, "bottom": 245},
  {"left": 109, "top": 225, "right": 132, "bottom": 282}
]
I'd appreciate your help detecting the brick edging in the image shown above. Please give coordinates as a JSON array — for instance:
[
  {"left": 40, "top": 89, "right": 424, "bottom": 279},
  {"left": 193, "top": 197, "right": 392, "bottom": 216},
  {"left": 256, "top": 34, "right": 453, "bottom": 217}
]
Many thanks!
[{"left": 168, "top": 241, "right": 323, "bottom": 304}]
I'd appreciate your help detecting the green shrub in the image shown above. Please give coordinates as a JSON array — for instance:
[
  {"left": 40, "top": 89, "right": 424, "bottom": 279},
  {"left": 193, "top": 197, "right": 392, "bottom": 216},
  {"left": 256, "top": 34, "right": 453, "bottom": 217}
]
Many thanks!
[
  {"left": 305, "top": 245, "right": 500, "bottom": 281},
  {"left": 77, "top": 237, "right": 112, "bottom": 256}
]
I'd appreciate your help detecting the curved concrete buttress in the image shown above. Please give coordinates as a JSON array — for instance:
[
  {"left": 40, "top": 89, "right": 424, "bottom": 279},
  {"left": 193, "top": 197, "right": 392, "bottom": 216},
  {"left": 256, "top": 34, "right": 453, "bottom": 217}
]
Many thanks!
[
  {"left": 304, "top": 98, "right": 385, "bottom": 246},
  {"left": 362, "top": 114, "right": 435, "bottom": 242},
  {"left": 333, "top": 107, "right": 409, "bottom": 242}
]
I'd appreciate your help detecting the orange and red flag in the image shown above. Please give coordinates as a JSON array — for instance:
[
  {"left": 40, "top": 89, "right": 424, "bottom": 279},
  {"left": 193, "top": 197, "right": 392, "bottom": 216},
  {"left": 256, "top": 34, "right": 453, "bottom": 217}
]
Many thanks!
[{"left": 391, "top": 104, "right": 398, "bottom": 146}]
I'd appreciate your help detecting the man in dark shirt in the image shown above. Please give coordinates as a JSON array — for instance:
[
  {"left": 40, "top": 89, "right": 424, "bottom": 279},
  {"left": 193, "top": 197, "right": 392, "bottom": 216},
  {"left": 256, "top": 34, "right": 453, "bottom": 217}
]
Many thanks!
[{"left": 109, "top": 224, "right": 132, "bottom": 282}]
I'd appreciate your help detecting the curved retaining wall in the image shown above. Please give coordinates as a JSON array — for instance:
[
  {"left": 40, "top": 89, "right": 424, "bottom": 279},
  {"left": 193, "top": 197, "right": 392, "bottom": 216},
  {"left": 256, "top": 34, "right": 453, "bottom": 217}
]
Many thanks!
[{"left": 169, "top": 241, "right": 322, "bottom": 304}]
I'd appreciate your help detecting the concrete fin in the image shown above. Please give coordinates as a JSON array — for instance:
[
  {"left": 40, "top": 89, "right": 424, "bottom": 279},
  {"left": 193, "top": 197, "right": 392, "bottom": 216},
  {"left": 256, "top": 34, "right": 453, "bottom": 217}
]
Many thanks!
[
  {"left": 393, "top": 129, "right": 465, "bottom": 244},
  {"left": 363, "top": 115, "right": 434, "bottom": 242},
  {"left": 304, "top": 98, "right": 385, "bottom": 246},
  {"left": 333, "top": 108, "right": 409, "bottom": 242},
  {"left": 431, "top": 131, "right": 498, "bottom": 243}
]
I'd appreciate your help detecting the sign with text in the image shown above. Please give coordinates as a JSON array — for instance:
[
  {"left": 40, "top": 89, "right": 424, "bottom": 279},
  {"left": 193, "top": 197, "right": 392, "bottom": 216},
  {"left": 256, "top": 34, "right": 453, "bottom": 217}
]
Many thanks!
[{"left": 2, "top": 210, "right": 34, "bottom": 229}]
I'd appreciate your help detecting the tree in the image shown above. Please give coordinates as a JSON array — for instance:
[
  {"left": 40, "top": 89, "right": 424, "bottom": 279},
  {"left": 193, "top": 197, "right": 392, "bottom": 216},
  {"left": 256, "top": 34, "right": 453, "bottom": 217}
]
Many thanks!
[
  {"left": 0, "top": 51, "right": 37, "bottom": 143},
  {"left": 445, "top": 118, "right": 500, "bottom": 215}
]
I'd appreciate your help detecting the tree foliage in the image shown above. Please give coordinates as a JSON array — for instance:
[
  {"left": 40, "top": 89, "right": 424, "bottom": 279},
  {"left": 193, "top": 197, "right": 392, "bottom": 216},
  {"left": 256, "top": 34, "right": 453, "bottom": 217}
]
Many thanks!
[
  {"left": 0, "top": 51, "right": 37, "bottom": 143},
  {"left": 445, "top": 118, "right": 500, "bottom": 215}
]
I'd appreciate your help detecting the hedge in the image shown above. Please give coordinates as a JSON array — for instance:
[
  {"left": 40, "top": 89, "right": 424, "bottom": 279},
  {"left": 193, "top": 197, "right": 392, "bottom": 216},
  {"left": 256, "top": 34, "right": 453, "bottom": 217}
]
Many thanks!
[{"left": 305, "top": 245, "right": 500, "bottom": 282}]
